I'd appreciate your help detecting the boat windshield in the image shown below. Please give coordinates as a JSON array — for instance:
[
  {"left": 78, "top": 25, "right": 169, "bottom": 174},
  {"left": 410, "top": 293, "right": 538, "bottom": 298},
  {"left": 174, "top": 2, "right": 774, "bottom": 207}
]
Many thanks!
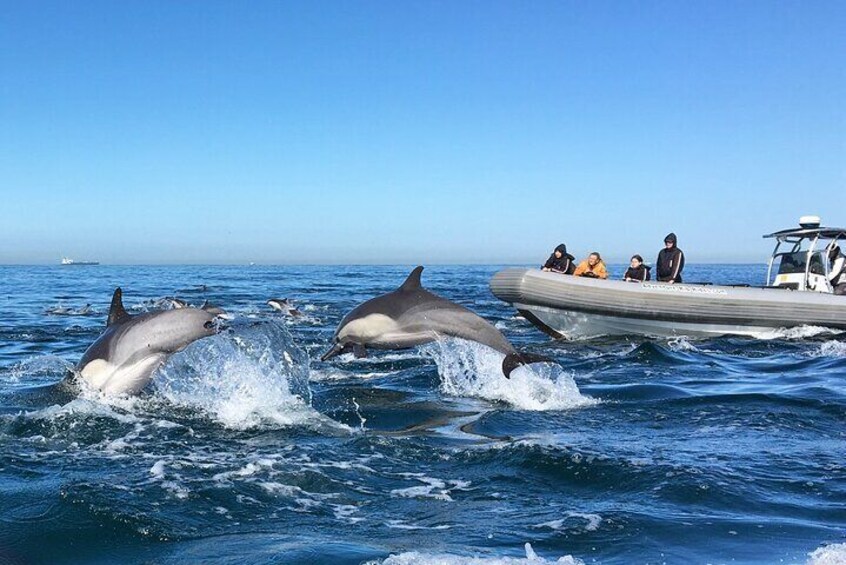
[{"left": 775, "top": 251, "right": 826, "bottom": 276}]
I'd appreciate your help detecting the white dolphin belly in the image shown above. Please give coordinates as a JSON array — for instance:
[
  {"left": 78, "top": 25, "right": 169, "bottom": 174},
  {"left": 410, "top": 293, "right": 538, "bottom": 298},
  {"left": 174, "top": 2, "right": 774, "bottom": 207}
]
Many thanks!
[{"left": 80, "top": 354, "right": 167, "bottom": 395}]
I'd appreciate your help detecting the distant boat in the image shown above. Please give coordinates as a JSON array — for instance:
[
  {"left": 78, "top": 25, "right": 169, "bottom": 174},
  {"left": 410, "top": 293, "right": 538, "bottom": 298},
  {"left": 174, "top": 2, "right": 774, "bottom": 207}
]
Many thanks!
[{"left": 61, "top": 257, "right": 99, "bottom": 266}]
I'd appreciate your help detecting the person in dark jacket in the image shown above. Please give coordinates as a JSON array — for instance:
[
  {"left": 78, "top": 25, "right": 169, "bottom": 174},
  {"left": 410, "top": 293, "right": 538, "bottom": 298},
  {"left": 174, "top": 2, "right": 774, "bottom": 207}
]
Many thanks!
[
  {"left": 542, "top": 244, "right": 575, "bottom": 274},
  {"left": 830, "top": 245, "right": 846, "bottom": 295},
  {"left": 656, "top": 233, "right": 684, "bottom": 283},
  {"left": 623, "top": 254, "right": 651, "bottom": 282}
]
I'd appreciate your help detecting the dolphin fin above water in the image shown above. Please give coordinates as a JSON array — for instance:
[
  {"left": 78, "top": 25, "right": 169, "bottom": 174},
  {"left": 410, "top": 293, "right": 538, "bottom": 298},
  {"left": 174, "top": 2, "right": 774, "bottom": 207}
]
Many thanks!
[
  {"left": 322, "top": 266, "right": 554, "bottom": 377},
  {"left": 399, "top": 265, "right": 424, "bottom": 292},
  {"left": 107, "top": 288, "right": 132, "bottom": 326}
]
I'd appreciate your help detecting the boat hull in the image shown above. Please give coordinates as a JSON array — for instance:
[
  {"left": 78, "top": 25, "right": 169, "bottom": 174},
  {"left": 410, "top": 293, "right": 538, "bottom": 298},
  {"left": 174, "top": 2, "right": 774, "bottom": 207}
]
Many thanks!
[{"left": 490, "top": 268, "right": 846, "bottom": 339}]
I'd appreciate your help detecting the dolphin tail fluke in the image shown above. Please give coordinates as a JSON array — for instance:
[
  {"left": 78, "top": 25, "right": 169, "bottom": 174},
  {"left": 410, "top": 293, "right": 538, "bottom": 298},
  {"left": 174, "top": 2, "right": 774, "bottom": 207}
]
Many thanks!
[{"left": 501, "top": 352, "right": 556, "bottom": 378}]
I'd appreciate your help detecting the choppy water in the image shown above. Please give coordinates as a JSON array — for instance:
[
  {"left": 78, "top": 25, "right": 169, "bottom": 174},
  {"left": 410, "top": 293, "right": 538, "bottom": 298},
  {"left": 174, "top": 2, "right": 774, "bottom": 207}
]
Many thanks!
[{"left": 1, "top": 264, "right": 844, "bottom": 564}]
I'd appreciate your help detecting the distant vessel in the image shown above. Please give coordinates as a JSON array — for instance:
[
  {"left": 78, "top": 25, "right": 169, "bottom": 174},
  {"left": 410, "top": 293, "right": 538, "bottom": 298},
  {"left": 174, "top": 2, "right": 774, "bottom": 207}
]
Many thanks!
[{"left": 61, "top": 257, "right": 99, "bottom": 266}]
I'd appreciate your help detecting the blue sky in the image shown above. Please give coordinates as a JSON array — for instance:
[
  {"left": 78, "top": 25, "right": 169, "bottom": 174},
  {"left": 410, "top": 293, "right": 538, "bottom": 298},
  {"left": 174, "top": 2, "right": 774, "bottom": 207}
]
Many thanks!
[{"left": 1, "top": 1, "right": 843, "bottom": 264}]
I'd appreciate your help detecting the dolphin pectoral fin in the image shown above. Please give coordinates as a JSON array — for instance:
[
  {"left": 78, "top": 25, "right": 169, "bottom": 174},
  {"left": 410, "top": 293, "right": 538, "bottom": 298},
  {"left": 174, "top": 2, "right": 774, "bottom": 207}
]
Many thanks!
[
  {"left": 501, "top": 352, "right": 556, "bottom": 378},
  {"left": 107, "top": 288, "right": 132, "bottom": 327},
  {"left": 321, "top": 343, "right": 344, "bottom": 362},
  {"left": 353, "top": 344, "right": 368, "bottom": 358}
]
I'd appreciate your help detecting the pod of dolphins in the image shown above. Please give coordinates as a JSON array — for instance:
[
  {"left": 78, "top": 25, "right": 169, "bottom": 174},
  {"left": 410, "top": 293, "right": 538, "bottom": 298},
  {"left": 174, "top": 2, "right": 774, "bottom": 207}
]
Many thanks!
[{"left": 68, "top": 266, "right": 553, "bottom": 396}]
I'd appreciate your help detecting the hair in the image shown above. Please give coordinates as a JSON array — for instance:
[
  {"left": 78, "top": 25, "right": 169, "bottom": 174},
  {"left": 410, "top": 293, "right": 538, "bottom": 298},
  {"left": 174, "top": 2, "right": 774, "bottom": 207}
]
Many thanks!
[
  {"left": 589, "top": 252, "right": 601, "bottom": 260},
  {"left": 631, "top": 254, "right": 643, "bottom": 263}
]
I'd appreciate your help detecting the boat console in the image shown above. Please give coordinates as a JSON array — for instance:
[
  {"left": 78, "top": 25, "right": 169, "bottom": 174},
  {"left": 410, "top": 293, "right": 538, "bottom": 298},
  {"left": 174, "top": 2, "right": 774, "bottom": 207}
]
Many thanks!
[{"left": 764, "top": 216, "right": 845, "bottom": 293}]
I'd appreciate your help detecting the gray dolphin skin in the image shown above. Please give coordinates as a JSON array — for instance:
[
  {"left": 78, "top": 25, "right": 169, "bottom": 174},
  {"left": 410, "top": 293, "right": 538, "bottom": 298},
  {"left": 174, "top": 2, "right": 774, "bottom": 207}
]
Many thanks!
[
  {"left": 72, "top": 288, "right": 220, "bottom": 395},
  {"left": 321, "top": 266, "right": 550, "bottom": 377}
]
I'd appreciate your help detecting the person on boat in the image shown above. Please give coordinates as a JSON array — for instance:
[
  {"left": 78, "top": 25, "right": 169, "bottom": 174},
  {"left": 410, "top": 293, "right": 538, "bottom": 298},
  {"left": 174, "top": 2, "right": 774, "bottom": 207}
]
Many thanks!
[
  {"left": 574, "top": 252, "right": 608, "bottom": 279},
  {"left": 623, "top": 255, "right": 651, "bottom": 282},
  {"left": 656, "top": 233, "right": 685, "bottom": 283},
  {"left": 829, "top": 245, "right": 846, "bottom": 295},
  {"left": 541, "top": 244, "right": 576, "bottom": 274}
]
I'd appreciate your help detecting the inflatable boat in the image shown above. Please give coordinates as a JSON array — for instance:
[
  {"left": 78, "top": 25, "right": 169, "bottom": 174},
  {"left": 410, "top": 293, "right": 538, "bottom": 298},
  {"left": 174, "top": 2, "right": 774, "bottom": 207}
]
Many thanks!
[{"left": 490, "top": 217, "right": 846, "bottom": 338}]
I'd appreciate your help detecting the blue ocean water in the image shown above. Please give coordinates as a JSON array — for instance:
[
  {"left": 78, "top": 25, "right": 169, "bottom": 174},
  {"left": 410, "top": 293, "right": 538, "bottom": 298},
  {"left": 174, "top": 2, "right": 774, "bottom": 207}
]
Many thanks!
[{"left": 0, "top": 264, "right": 844, "bottom": 564}]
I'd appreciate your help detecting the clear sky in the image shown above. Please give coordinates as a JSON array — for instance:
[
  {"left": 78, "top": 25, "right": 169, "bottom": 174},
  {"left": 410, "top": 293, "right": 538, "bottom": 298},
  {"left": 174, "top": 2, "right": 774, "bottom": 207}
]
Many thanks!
[{"left": 1, "top": 1, "right": 844, "bottom": 264}]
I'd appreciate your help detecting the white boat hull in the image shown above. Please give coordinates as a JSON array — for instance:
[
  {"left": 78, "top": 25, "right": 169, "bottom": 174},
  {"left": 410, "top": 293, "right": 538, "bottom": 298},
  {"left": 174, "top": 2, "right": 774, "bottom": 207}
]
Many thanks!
[
  {"left": 490, "top": 268, "right": 846, "bottom": 339},
  {"left": 514, "top": 303, "right": 775, "bottom": 338}
]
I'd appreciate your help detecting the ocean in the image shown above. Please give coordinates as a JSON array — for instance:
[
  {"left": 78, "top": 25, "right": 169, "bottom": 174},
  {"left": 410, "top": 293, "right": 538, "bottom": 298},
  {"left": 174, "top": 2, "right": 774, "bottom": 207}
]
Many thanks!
[{"left": 0, "top": 264, "right": 844, "bottom": 564}]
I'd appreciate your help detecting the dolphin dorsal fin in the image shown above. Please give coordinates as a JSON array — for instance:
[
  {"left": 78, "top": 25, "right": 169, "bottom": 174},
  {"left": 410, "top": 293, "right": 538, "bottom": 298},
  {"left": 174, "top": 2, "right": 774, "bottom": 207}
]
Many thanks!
[
  {"left": 399, "top": 266, "right": 424, "bottom": 292},
  {"left": 107, "top": 287, "right": 132, "bottom": 327}
]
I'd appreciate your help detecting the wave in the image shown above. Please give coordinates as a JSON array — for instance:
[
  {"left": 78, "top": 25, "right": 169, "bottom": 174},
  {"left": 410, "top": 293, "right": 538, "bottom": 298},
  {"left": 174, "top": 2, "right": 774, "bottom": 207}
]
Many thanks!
[
  {"left": 369, "top": 543, "right": 583, "bottom": 564},
  {"left": 424, "top": 339, "right": 596, "bottom": 411}
]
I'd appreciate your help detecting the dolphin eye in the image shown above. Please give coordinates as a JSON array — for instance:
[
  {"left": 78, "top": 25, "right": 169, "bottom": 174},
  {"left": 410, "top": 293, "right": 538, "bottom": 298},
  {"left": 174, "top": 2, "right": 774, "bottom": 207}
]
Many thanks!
[{"left": 204, "top": 321, "right": 214, "bottom": 329}]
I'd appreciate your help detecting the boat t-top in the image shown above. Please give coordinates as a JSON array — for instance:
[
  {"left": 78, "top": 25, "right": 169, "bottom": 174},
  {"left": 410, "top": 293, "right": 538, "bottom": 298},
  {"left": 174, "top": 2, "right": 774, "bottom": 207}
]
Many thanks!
[
  {"left": 765, "top": 216, "right": 845, "bottom": 293},
  {"left": 490, "top": 216, "right": 846, "bottom": 338}
]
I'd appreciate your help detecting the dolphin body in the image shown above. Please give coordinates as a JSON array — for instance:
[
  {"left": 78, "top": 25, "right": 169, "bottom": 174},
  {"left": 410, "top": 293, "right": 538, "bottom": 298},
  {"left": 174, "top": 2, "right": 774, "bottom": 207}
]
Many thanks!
[
  {"left": 70, "top": 288, "right": 220, "bottom": 395},
  {"left": 321, "top": 266, "right": 550, "bottom": 377},
  {"left": 267, "top": 298, "right": 302, "bottom": 317}
]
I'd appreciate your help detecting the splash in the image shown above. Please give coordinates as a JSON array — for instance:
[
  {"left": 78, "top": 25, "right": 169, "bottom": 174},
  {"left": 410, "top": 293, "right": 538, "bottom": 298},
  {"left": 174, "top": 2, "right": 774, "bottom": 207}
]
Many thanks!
[
  {"left": 153, "top": 320, "right": 323, "bottom": 430},
  {"left": 424, "top": 339, "right": 596, "bottom": 411},
  {"left": 808, "top": 543, "right": 846, "bottom": 565},
  {"left": 370, "top": 543, "right": 583, "bottom": 564}
]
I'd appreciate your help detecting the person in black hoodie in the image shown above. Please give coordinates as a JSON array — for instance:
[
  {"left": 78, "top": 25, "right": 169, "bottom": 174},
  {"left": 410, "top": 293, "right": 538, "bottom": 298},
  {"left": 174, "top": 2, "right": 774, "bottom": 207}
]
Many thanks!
[
  {"left": 623, "top": 255, "right": 651, "bottom": 282},
  {"left": 542, "top": 244, "right": 575, "bottom": 274},
  {"left": 656, "top": 233, "right": 684, "bottom": 283}
]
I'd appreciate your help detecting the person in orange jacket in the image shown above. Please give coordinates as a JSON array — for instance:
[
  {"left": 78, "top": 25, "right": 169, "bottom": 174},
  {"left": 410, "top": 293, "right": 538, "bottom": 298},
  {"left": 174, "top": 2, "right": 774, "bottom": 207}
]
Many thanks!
[{"left": 574, "top": 252, "right": 608, "bottom": 279}]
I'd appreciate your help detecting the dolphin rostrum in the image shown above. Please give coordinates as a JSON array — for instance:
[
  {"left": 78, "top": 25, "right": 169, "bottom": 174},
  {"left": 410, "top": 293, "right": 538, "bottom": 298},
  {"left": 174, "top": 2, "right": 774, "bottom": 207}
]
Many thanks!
[
  {"left": 71, "top": 288, "right": 220, "bottom": 395},
  {"left": 321, "top": 266, "right": 550, "bottom": 378}
]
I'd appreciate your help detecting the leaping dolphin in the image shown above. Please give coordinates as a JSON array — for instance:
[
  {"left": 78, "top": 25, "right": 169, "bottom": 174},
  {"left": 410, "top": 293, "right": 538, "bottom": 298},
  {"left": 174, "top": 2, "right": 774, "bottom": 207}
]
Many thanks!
[
  {"left": 321, "top": 266, "right": 551, "bottom": 378},
  {"left": 267, "top": 298, "right": 302, "bottom": 317},
  {"left": 70, "top": 288, "right": 221, "bottom": 395}
]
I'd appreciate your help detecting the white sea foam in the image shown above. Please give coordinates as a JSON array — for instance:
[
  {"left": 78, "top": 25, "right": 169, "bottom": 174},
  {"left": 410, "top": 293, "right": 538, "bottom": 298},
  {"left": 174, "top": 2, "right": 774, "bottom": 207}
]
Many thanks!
[
  {"left": 666, "top": 337, "right": 700, "bottom": 352},
  {"left": 813, "top": 341, "right": 846, "bottom": 358},
  {"left": 309, "top": 368, "right": 396, "bottom": 382},
  {"left": 153, "top": 320, "right": 336, "bottom": 430},
  {"left": 369, "top": 543, "right": 584, "bottom": 564},
  {"left": 534, "top": 512, "right": 602, "bottom": 532},
  {"left": 2, "top": 355, "right": 72, "bottom": 384},
  {"left": 26, "top": 397, "right": 140, "bottom": 424},
  {"left": 385, "top": 520, "right": 451, "bottom": 530},
  {"left": 753, "top": 325, "right": 841, "bottom": 340},
  {"left": 335, "top": 351, "right": 423, "bottom": 364},
  {"left": 425, "top": 339, "right": 596, "bottom": 411},
  {"left": 807, "top": 543, "right": 846, "bottom": 565},
  {"left": 390, "top": 475, "right": 463, "bottom": 502}
]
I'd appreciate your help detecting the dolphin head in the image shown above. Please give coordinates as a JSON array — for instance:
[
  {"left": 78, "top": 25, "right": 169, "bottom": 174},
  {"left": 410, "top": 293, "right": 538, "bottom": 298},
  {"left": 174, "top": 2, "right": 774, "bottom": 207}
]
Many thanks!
[
  {"left": 320, "top": 339, "right": 363, "bottom": 361},
  {"left": 141, "top": 307, "right": 220, "bottom": 355},
  {"left": 320, "top": 307, "right": 378, "bottom": 360}
]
